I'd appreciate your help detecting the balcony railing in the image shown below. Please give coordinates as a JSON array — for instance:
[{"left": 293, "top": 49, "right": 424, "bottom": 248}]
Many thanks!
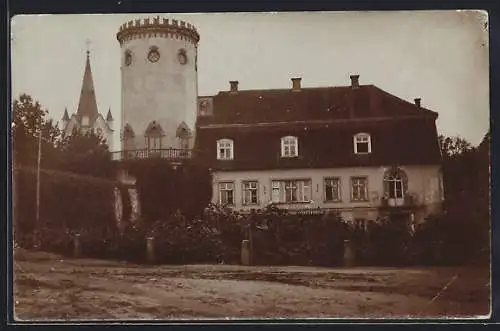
[
  {"left": 111, "top": 148, "right": 194, "bottom": 162},
  {"left": 380, "top": 194, "right": 418, "bottom": 208}
]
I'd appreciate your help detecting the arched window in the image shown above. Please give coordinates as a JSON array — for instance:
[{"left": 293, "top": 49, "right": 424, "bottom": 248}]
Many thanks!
[
  {"left": 383, "top": 167, "right": 408, "bottom": 200},
  {"left": 353, "top": 133, "right": 372, "bottom": 154},
  {"left": 281, "top": 136, "right": 298, "bottom": 158},
  {"left": 122, "top": 123, "right": 135, "bottom": 150},
  {"left": 144, "top": 121, "right": 165, "bottom": 150},
  {"left": 176, "top": 122, "right": 192, "bottom": 149},
  {"left": 217, "top": 138, "right": 234, "bottom": 160}
]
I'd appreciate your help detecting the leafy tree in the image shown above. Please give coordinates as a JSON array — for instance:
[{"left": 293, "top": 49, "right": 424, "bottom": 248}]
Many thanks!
[
  {"left": 56, "top": 128, "right": 115, "bottom": 178},
  {"left": 438, "top": 134, "right": 475, "bottom": 159},
  {"left": 434, "top": 133, "right": 490, "bottom": 265},
  {"left": 11, "top": 94, "right": 60, "bottom": 167}
]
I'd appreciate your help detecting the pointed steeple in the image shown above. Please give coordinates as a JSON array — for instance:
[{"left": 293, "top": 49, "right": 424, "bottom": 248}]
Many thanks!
[
  {"left": 62, "top": 107, "right": 70, "bottom": 121},
  {"left": 76, "top": 48, "right": 99, "bottom": 126},
  {"left": 106, "top": 107, "right": 114, "bottom": 121}
]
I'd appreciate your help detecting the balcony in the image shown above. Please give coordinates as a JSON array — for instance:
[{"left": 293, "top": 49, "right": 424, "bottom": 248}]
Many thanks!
[
  {"left": 111, "top": 148, "right": 194, "bottom": 163},
  {"left": 379, "top": 194, "right": 419, "bottom": 210}
]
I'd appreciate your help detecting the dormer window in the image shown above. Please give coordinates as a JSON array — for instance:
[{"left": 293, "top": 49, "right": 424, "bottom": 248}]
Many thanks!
[
  {"left": 281, "top": 136, "right": 298, "bottom": 158},
  {"left": 354, "top": 133, "right": 371, "bottom": 154},
  {"left": 217, "top": 138, "right": 234, "bottom": 160}
]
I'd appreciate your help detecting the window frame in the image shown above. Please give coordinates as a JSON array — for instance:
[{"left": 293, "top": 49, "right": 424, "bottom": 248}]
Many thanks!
[
  {"left": 146, "top": 135, "right": 162, "bottom": 150},
  {"left": 324, "top": 177, "right": 342, "bottom": 202},
  {"left": 383, "top": 167, "right": 408, "bottom": 200},
  {"left": 242, "top": 180, "right": 259, "bottom": 206},
  {"left": 350, "top": 176, "right": 369, "bottom": 202},
  {"left": 280, "top": 136, "right": 299, "bottom": 158},
  {"left": 216, "top": 138, "right": 234, "bottom": 160},
  {"left": 218, "top": 181, "right": 235, "bottom": 206},
  {"left": 81, "top": 116, "right": 90, "bottom": 127},
  {"left": 353, "top": 133, "right": 372, "bottom": 155},
  {"left": 271, "top": 179, "right": 311, "bottom": 203}
]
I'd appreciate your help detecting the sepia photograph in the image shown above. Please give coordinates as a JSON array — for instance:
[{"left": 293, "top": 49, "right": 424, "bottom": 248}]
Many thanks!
[{"left": 10, "top": 10, "right": 490, "bottom": 320}]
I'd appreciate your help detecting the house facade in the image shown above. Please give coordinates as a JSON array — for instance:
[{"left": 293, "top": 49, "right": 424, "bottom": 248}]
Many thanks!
[
  {"left": 61, "top": 50, "right": 114, "bottom": 150},
  {"left": 196, "top": 76, "right": 444, "bottom": 227}
]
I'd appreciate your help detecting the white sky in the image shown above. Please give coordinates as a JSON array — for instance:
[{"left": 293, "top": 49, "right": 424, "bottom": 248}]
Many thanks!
[{"left": 11, "top": 11, "right": 489, "bottom": 146}]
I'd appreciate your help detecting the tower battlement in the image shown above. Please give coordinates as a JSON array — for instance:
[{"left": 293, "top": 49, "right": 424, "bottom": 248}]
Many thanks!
[{"left": 116, "top": 16, "right": 200, "bottom": 45}]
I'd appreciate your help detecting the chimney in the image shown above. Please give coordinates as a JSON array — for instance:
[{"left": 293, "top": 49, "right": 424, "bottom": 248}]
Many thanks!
[
  {"left": 229, "top": 81, "right": 239, "bottom": 93},
  {"left": 291, "top": 77, "right": 302, "bottom": 91},
  {"left": 350, "top": 75, "right": 360, "bottom": 89},
  {"left": 414, "top": 98, "right": 421, "bottom": 108}
]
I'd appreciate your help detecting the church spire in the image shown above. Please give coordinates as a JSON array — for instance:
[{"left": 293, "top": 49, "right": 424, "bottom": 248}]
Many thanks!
[
  {"left": 106, "top": 107, "right": 114, "bottom": 121},
  {"left": 62, "top": 107, "right": 69, "bottom": 121},
  {"left": 76, "top": 44, "right": 99, "bottom": 125}
]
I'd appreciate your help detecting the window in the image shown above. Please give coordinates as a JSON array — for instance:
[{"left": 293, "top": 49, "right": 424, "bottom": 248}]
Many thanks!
[
  {"left": 324, "top": 177, "right": 341, "bottom": 202},
  {"left": 81, "top": 116, "right": 90, "bottom": 127},
  {"left": 242, "top": 181, "right": 259, "bottom": 205},
  {"left": 147, "top": 136, "right": 162, "bottom": 150},
  {"left": 218, "top": 182, "right": 234, "bottom": 205},
  {"left": 351, "top": 177, "right": 368, "bottom": 201},
  {"left": 281, "top": 136, "right": 298, "bottom": 158},
  {"left": 383, "top": 167, "right": 408, "bottom": 199},
  {"left": 123, "top": 123, "right": 135, "bottom": 150},
  {"left": 217, "top": 139, "right": 234, "bottom": 160},
  {"left": 354, "top": 133, "right": 371, "bottom": 154},
  {"left": 176, "top": 122, "right": 192, "bottom": 149},
  {"left": 271, "top": 179, "right": 311, "bottom": 203},
  {"left": 145, "top": 121, "right": 164, "bottom": 151}
]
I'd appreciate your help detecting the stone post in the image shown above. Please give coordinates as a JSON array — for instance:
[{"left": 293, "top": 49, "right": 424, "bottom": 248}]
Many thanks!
[
  {"left": 343, "top": 239, "right": 355, "bottom": 267},
  {"left": 241, "top": 239, "right": 250, "bottom": 265},
  {"left": 73, "top": 233, "right": 81, "bottom": 258},
  {"left": 146, "top": 236, "right": 155, "bottom": 263}
]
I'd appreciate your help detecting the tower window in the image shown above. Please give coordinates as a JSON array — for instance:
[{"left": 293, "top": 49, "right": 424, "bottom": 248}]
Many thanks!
[
  {"left": 124, "top": 50, "right": 133, "bottom": 66},
  {"left": 81, "top": 116, "right": 90, "bottom": 126},
  {"left": 147, "top": 46, "right": 160, "bottom": 63},
  {"left": 145, "top": 121, "right": 165, "bottom": 150},
  {"left": 176, "top": 122, "right": 192, "bottom": 149}
]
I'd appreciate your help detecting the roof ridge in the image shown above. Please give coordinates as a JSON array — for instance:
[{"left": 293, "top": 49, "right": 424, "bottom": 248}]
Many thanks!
[{"left": 216, "top": 84, "right": 376, "bottom": 95}]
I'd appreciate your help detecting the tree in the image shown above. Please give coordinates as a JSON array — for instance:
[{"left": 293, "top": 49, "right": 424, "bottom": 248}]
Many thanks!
[
  {"left": 438, "top": 134, "right": 475, "bottom": 159},
  {"left": 56, "top": 128, "right": 115, "bottom": 178},
  {"left": 11, "top": 94, "right": 60, "bottom": 167},
  {"left": 435, "top": 133, "right": 490, "bottom": 265}
]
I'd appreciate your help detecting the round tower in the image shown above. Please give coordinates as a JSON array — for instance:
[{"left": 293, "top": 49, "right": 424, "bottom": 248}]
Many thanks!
[{"left": 116, "top": 17, "right": 200, "bottom": 152}]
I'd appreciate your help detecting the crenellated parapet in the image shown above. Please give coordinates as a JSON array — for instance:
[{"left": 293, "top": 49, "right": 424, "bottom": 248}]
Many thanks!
[{"left": 116, "top": 16, "right": 200, "bottom": 45}]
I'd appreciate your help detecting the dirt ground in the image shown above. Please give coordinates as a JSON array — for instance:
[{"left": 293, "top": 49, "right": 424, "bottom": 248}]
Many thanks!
[{"left": 12, "top": 248, "right": 490, "bottom": 321}]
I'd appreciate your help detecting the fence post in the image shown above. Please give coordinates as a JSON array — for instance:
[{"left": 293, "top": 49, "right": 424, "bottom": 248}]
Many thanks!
[
  {"left": 146, "top": 236, "right": 155, "bottom": 263},
  {"left": 343, "top": 239, "right": 355, "bottom": 267},
  {"left": 241, "top": 239, "right": 251, "bottom": 265},
  {"left": 73, "top": 233, "right": 81, "bottom": 258}
]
